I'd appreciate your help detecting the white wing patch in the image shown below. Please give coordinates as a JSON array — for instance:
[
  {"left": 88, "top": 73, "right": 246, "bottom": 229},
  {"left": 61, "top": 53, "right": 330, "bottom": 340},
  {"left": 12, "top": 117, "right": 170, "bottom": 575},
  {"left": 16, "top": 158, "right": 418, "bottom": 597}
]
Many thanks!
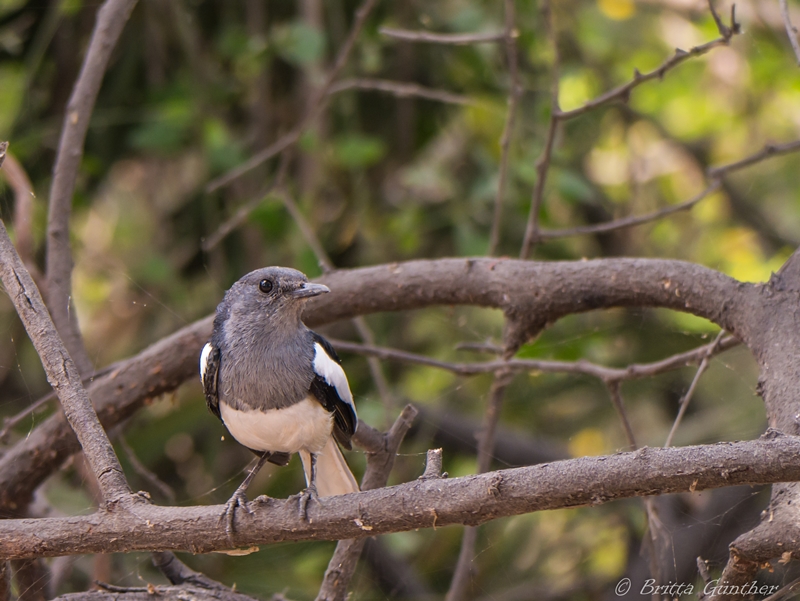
[
  {"left": 200, "top": 342, "right": 213, "bottom": 382},
  {"left": 313, "top": 342, "right": 355, "bottom": 410}
]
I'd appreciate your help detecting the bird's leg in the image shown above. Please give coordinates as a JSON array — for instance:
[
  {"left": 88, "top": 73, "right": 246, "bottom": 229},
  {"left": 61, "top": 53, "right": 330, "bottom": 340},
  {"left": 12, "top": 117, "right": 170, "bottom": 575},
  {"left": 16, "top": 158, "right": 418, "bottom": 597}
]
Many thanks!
[
  {"left": 297, "top": 452, "right": 319, "bottom": 521},
  {"left": 222, "top": 452, "right": 271, "bottom": 542}
]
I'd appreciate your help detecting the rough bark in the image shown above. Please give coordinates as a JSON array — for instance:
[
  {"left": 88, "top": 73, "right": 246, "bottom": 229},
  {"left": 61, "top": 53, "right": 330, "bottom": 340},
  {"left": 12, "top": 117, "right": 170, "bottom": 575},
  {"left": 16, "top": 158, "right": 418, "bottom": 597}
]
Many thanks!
[
  {"left": 709, "top": 249, "right": 800, "bottom": 598},
  {"left": 1, "top": 434, "right": 799, "bottom": 559}
]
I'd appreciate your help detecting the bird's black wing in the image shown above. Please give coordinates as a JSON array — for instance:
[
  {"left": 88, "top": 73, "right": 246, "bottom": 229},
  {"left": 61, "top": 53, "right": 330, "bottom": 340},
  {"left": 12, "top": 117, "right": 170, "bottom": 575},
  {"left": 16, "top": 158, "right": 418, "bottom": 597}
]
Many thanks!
[
  {"left": 309, "top": 332, "right": 357, "bottom": 449},
  {"left": 200, "top": 342, "right": 222, "bottom": 420},
  {"left": 202, "top": 342, "right": 291, "bottom": 465}
]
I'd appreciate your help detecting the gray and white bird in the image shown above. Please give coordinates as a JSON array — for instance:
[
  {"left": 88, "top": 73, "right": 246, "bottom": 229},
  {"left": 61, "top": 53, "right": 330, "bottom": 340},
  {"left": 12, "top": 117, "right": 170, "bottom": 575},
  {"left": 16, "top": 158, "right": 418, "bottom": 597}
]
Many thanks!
[{"left": 200, "top": 267, "right": 358, "bottom": 529}]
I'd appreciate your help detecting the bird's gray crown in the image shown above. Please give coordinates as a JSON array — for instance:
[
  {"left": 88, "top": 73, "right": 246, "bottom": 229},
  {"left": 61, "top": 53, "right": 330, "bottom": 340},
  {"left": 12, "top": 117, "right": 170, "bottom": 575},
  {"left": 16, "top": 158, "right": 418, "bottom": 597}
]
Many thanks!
[{"left": 211, "top": 266, "right": 327, "bottom": 411}]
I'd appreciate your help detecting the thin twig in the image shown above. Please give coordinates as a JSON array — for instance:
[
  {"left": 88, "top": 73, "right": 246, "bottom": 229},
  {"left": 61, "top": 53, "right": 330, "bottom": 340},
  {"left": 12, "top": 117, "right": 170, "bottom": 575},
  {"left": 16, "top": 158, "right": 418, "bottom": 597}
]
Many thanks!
[
  {"left": 0, "top": 363, "right": 118, "bottom": 443},
  {"left": 327, "top": 335, "right": 739, "bottom": 382},
  {"left": 536, "top": 134, "right": 800, "bottom": 242},
  {"left": 708, "top": 139, "right": 800, "bottom": 179},
  {"left": 706, "top": 0, "right": 733, "bottom": 39},
  {"left": 277, "top": 189, "right": 396, "bottom": 421},
  {"left": 664, "top": 330, "right": 726, "bottom": 448},
  {"left": 606, "top": 381, "right": 637, "bottom": 450},
  {"left": 118, "top": 435, "right": 176, "bottom": 503},
  {"left": 201, "top": 154, "right": 291, "bottom": 252},
  {"left": 446, "top": 370, "right": 514, "bottom": 601},
  {"left": 44, "top": 0, "right": 139, "bottom": 378},
  {"left": 556, "top": 24, "right": 738, "bottom": 120},
  {"left": 315, "top": 405, "right": 417, "bottom": 601},
  {"left": 779, "top": 0, "right": 800, "bottom": 67},
  {"left": 520, "top": 0, "right": 560, "bottom": 259},
  {"left": 489, "top": 0, "right": 521, "bottom": 256},
  {"left": 276, "top": 189, "right": 335, "bottom": 273},
  {"left": 0, "top": 561, "right": 7, "bottom": 601},
  {"left": 537, "top": 181, "right": 720, "bottom": 240},
  {"left": 12, "top": 558, "right": 48, "bottom": 601},
  {"left": 206, "top": 0, "right": 379, "bottom": 193},
  {"left": 1, "top": 151, "right": 37, "bottom": 275},
  {"left": 329, "top": 78, "right": 473, "bottom": 105},
  {"left": 0, "top": 212, "right": 131, "bottom": 503},
  {"left": 202, "top": 193, "right": 273, "bottom": 253},
  {"left": 379, "top": 27, "right": 506, "bottom": 45}
]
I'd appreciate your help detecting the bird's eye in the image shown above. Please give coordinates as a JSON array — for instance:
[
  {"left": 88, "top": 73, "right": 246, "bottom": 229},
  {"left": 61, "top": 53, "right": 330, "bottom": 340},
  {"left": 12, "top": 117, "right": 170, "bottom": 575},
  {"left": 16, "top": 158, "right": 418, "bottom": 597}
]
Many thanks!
[{"left": 258, "top": 279, "right": 274, "bottom": 294}]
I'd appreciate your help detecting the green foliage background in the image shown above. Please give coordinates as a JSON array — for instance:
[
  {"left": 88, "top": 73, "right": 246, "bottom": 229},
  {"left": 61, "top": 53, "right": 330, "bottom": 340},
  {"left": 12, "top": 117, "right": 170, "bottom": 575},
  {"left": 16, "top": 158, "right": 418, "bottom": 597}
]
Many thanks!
[{"left": 0, "top": 0, "right": 796, "bottom": 598}]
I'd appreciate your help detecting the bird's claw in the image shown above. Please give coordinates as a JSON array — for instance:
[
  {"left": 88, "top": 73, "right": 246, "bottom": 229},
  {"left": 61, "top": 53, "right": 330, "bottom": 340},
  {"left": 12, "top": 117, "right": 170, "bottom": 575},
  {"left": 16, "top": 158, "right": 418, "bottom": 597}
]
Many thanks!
[
  {"left": 295, "top": 485, "right": 319, "bottom": 521},
  {"left": 220, "top": 489, "right": 254, "bottom": 542}
]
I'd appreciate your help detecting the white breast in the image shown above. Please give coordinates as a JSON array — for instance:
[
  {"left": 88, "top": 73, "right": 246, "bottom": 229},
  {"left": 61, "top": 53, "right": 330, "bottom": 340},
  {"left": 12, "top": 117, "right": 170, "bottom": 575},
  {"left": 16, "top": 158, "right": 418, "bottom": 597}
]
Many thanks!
[{"left": 219, "top": 397, "right": 333, "bottom": 455}]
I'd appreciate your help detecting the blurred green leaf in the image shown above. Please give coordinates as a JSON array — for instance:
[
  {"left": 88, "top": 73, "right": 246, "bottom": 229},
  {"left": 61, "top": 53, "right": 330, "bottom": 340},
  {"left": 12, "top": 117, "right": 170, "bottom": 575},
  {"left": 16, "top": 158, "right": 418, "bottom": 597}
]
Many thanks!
[
  {"left": 331, "top": 133, "right": 387, "bottom": 168},
  {"left": 271, "top": 21, "right": 326, "bottom": 67}
]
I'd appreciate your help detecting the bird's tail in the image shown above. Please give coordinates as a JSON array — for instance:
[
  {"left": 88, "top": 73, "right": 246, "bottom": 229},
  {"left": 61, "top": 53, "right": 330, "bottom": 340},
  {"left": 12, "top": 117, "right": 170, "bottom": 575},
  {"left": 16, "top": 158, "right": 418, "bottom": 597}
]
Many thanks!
[{"left": 300, "top": 438, "right": 359, "bottom": 497}]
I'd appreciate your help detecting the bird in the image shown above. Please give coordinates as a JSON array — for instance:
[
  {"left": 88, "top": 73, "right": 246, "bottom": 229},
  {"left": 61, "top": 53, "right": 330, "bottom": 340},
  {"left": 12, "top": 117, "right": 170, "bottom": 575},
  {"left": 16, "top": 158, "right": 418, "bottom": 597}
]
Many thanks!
[{"left": 200, "top": 267, "right": 358, "bottom": 534}]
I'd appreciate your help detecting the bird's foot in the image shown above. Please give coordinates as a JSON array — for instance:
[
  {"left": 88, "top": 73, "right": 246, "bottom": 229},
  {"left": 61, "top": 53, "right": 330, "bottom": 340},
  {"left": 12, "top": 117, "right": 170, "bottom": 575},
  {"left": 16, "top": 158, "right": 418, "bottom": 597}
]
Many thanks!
[
  {"left": 220, "top": 489, "right": 254, "bottom": 543},
  {"left": 295, "top": 485, "right": 319, "bottom": 521}
]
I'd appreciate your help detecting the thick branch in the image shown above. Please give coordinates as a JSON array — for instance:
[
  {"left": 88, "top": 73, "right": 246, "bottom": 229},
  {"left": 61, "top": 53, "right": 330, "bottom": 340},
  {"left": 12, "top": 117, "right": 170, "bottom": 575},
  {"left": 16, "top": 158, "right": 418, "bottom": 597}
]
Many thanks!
[
  {"left": 53, "top": 586, "right": 262, "bottom": 601},
  {"left": 309, "top": 258, "right": 749, "bottom": 350},
  {"left": 2, "top": 435, "right": 800, "bottom": 559},
  {"left": 45, "top": 0, "right": 138, "bottom": 377},
  {"left": 0, "top": 220, "right": 130, "bottom": 504}
]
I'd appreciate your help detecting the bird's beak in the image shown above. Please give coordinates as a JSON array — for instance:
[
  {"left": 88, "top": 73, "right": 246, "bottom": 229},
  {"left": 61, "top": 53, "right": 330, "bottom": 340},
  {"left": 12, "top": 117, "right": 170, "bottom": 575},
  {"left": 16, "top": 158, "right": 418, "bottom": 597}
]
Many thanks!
[{"left": 292, "top": 282, "right": 330, "bottom": 299}]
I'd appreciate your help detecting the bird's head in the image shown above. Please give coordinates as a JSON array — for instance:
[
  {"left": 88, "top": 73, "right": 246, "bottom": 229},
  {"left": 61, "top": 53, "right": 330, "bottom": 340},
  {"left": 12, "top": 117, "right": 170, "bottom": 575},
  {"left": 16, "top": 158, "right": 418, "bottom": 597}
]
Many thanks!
[{"left": 219, "top": 267, "right": 329, "bottom": 329}]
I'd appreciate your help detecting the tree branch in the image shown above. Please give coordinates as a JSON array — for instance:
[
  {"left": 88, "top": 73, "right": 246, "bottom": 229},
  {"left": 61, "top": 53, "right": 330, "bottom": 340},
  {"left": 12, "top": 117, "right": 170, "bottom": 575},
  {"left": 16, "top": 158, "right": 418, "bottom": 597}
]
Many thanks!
[
  {"left": 329, "top": 78, "right": 473, "bottom": 106},
  {"left": 205, "top": 0, "right": 379, "bottom": 193},
  {"left": 378, "top": 27, "right": 506, "bottom": 45},
  {"left": 0, "top": 562, "right": 7, "bottom": 601},
  {"left": 555, "top": 19, "right": 738, "bottom": 120},
  {"left": 45, "top": 0, "right": 139, "bottom": 377},
  {"left": 328, "top": 335, "right": 739, "bottom": 382},
  {"left": 0, "top": 218, "right": 131, "bottom": 504},
  {"left": 779, "top": 0, "right": 800, "bottom": 67},
  {"left": 446, "top": 371, "right": 513, "bottom": 601},
  {"left": 0, "top": 257, "right": 750, "bottom": 514},
  {"left": 1, "top": 150, "right": 37, "bottom": 276},
  {"left": 3, "top": 434, "right": 800, "bottom": 559},
  {"left": 707, "top": 139, "right": 800, "bottom": 179},
  {"left": 315, "top": 405, "right": 417, "bottom": 601},
  {"left": 520, "top": 0, "right": 559, "bottom": 259},
  {"left": 53, "top": 586, "right": 263, "bottom": 601},
  {"left": 664, "top": 330, "right": 726, "bottom": 447},
  {"left": 489, "top": 0, "right": 521, "bottom": 255},
  {"left": 537, "top": 181, "right": 720, "bottom": 240}
]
